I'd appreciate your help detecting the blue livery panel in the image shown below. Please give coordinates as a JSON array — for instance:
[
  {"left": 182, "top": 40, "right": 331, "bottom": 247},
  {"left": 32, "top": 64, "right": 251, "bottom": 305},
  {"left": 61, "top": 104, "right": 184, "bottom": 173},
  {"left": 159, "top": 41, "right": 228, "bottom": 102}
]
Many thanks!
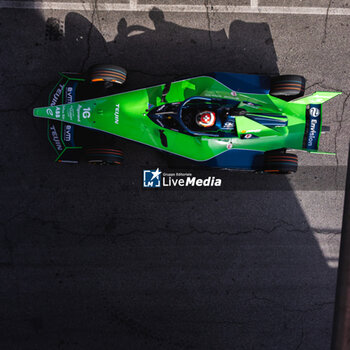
[
  {"left": 210, "top": 72, "right": 271, "bottom": 94},
  {"left": 246, "top": 115, "right": 287, "bottom": 128},
  {"left": 203, "top": 149, "right": 264, "bottom": 170},
  {"left": 62, "top": 80, "right": 78, "bottom": 147}
]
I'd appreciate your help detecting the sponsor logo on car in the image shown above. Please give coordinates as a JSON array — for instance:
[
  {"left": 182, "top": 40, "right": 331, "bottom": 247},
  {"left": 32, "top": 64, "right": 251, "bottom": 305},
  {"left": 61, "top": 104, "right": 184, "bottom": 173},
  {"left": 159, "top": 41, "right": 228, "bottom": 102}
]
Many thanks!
[
  {"left": 307, "top": 104, "right": 321, "bottom": 149},
  {"left": 76, "top": 104, "right": 82, "bottom": 121},
  {"left": 64, "top": 124, "right": 72, "bottom": 142},
  {"left": 66, "top": 87, "right": 73, "bottom": 104},
  {"left": 46, "top": 108, "right": 53, "bottom": 116},
  {"left": 308, "top": 119, "right": 318, "bottom": 147},
  {"left": 246, "top": 129, "right": 261, "bottom": 133},
  {"left": 55, "top": 106, "right": 61, "bottom": 118},
  {"left": 50, "top": 84, "right": 64, "bottom": 106},
  {"left": 223, "top": 121, "right": 234, "bottom": 129},
  {"left": 49, "top": 124, "right": 63, "bottom": 151},
  {"left": 242, "top": 101, "right": 261, "bottom": 108},
  {"left": 68, "top": 105, "right": 74, "bottom": 120},
  {"left": 310, "top": 107, "right": 320, "bottom": 118},
  {"left": 115, "top": 104, "right": 120, "bottom": 124}
]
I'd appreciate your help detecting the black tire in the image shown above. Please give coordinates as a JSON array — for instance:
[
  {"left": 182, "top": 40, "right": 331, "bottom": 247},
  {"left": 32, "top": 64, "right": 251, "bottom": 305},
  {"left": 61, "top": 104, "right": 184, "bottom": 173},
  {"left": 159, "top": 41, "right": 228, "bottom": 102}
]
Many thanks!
[
  {"left": 264, "top": 152, "right": 298, "bottom": 174},
  {"left": 270, "top": 75, "right": 306, "bottom": 101},
  {"left": 88, "top": 64, "right": 127, "bottom": 84},
  {"left": 85, "top": 147, "right": 124, "bottom": 165}
]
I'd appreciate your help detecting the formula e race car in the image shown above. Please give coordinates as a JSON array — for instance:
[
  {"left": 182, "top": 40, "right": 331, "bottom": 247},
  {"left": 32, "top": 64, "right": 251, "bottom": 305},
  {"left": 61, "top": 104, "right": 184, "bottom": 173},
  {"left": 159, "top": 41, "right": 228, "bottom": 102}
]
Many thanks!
[{"left": 33, "top": 64, "right": 341, "bottom": 173}]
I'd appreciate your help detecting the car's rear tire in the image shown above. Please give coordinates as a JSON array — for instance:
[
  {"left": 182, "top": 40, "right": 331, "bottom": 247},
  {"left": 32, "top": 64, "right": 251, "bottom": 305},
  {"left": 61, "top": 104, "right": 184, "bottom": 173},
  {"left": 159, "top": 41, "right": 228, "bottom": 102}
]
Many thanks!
[
  {"left": 85, "top": 147, "right": 124, "bottom": 165},
  {"left": 264, "top": 152, "right": 298, "bottom": 174},
  {"left": 88, "top": 64, "right": 127, "bottom": 84},
  {"left": 270, "top": 75, "right": 306, "bottom": 101}
]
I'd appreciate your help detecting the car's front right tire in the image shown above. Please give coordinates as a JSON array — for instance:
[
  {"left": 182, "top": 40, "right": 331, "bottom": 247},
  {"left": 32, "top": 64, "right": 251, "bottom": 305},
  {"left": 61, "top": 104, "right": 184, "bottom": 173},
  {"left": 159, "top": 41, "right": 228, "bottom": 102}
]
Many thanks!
[
  {"left": 270, "top": 75, "right": 306, "bottom": 101},
  {"left": 264, "top": 152, "right": 298, "bottom": 174}
]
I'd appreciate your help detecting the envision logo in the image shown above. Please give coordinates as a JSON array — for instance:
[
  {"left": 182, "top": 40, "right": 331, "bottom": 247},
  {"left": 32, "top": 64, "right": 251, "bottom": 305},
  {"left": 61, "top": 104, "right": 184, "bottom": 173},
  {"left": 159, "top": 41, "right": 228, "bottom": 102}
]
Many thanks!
[
  {"left": 307, "top": 119, "right": 318, "bottom": 147},
  {"left": 310, "top": 107, "right": 320, "bottom": 118},
  {"left": 307, "top": 105, "right": 321, "bottom": 148}
]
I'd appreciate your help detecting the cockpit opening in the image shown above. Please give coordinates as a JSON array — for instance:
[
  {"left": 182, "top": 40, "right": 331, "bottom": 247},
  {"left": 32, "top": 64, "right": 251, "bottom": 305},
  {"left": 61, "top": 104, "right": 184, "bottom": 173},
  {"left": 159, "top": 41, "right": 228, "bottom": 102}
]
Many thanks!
[{"left": 147, "top": 97, "right": 245, "bottom": 137}]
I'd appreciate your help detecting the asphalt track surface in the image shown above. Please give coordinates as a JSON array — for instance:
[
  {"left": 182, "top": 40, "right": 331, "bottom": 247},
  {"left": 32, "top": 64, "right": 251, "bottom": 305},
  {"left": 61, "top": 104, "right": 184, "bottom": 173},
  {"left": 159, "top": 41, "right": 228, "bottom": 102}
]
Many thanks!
[{"left": 0, "top": 1, "right": 349, "bottom": 349}]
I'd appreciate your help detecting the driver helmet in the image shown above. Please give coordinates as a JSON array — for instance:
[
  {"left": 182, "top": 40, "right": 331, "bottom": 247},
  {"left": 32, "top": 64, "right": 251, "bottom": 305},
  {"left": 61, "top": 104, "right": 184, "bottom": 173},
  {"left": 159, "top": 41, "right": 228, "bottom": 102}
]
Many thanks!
[{"left": 196, "top": 111, "right": 216, "bottom": 128}]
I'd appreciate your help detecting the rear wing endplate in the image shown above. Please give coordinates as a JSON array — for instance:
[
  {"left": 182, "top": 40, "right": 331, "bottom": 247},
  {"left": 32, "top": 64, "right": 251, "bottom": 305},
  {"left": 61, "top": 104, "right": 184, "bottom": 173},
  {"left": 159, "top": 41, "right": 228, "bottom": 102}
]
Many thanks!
[{"left": 290, "top": 91, "right": 341, "bottom": 152}]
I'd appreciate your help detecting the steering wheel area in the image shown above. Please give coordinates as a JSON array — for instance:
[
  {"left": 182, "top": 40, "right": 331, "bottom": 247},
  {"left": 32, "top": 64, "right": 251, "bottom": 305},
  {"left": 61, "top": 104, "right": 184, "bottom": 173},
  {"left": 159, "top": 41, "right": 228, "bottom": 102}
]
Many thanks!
[{"left": 178, "top": 97, "right": 221, "bottom": 136}]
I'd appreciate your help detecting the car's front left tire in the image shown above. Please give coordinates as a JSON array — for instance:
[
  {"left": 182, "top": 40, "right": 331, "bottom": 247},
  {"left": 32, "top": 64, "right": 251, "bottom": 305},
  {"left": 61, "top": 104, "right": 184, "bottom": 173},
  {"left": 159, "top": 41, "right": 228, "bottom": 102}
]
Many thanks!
[
  {"left": 84, "top": 146, "right": 124, "bottom": 165},
  {"left": 88, "top": 64, "right": 127, "bottom": 84}
]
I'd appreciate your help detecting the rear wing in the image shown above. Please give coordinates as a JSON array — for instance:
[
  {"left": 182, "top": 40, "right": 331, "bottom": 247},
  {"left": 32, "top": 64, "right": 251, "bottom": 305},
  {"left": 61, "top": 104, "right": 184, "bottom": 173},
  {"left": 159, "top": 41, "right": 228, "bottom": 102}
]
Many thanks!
[
  {"left": 289, "top": 91, "right": 341, "bottom": 152},
  {"left": 290, "top": 91, "right": 341, "bottom": 105}
]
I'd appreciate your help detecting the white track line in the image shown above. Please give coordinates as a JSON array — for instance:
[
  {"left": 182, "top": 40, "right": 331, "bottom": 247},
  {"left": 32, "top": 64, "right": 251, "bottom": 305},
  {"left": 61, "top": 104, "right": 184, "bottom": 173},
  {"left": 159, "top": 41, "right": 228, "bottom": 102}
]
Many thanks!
[
  {"left": 251, "top": 0, "right": 259, "bottom": 8},
  {"left": 129, "top": 0, "right": 137, "bottom": 10},
  {"left": 0, "top": 1, "right": 350, "bottom": 16}
]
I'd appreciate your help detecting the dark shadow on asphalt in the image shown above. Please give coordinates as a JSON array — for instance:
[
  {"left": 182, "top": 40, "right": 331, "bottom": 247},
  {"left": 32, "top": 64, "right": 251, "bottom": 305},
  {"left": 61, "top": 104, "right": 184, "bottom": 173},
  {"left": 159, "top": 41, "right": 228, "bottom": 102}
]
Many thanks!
[{"left": 0, "top": 8, "right": 337, "bottom": 350}]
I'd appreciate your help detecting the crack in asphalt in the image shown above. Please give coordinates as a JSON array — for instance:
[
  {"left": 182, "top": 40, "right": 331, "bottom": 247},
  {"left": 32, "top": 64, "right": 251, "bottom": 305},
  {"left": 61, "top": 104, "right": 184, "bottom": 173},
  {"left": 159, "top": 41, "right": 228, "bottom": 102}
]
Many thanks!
[
  {"left": 80, "top": 0, "right": 98, "bottom": 72},
  {"left": 0, "top": 214, "right": 312, "bottom": 247},
  {"left": 94, "top": 3, "right": 110, "bottom": 58},
  {"left": 2, "top": 215, "right": 179, "bottom": 245},
  {"left": 204, "top": 0, "right": 213, "bottom": 50},
  {"left": 304, "top": 81, "right": 348, "bottom": 95},
  {"left": 317, "top": 84, "right": 349, "bottom": 94},
  {"left": 248, "top": 292, "right": 334, "bottom": 314},
  {"left": 334, "top": 93, "right": 350, "bottom": 180},
  {"left": 304, "top": 80, "right": 325, "bottom": 93},
  {"left": 196, "top": 319, "right": 247, "bottom": 326},
  {"left": 0, "top": 210, "right": 28, "bottom": 227},
  {"left": 322, "top": 0, "right": 332, "bottom": 44},
  {"left": 111, "top": 309, "right": 195, "bottom": 349},
  {"left": 3, "top": 83, "right": 48, "bottom": 90},
  {"left": 295, "top": 323, "right": 305, "bottom": 350},
  {"left": 79, "top": 225, "right": 179, "bottom": 243},
  {"left": 0, "top": 81, "right": 53, "bottom": 114},
  {"left": 175, "top": 220, "right": 310, "bottom": 243},
  {"left": 0, "top": 107, "right": 28, "bottom": 113}
]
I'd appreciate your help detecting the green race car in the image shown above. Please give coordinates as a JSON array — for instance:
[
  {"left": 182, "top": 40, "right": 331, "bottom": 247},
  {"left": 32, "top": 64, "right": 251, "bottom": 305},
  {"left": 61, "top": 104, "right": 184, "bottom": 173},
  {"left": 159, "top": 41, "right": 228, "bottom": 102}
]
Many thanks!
[{"left": 33, "top": 64, "right": 341, "bottom": 173}]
